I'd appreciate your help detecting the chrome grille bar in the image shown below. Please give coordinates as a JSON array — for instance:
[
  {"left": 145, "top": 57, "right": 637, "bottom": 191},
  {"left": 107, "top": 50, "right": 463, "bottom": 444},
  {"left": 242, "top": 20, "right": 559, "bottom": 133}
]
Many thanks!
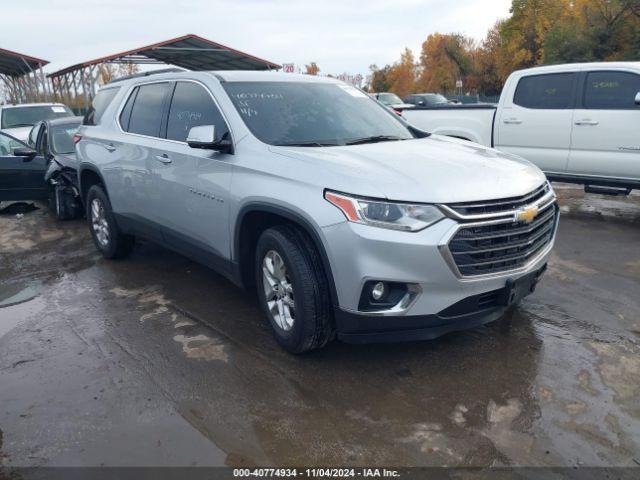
[{"left": 440, "top": 182, "right": 559, "bottom": 278}]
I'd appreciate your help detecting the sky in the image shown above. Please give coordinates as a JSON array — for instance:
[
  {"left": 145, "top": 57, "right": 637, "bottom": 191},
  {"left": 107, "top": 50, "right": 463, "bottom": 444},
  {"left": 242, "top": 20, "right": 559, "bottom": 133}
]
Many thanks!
[{"left": 4, "top": 0, "right": 512, "bottom": 76}]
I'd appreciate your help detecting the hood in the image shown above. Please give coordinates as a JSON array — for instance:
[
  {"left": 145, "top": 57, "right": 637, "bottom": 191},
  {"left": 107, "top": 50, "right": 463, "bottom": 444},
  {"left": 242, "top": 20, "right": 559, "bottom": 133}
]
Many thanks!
[
  {"left": 53, "top": 153, "right": 78, "bottom": 169},
  {"left": 1, "top": 126, "right": 32, "bottom": 143},
  {"left": 271, "top": 135, "right": 546, "bottom": 204},
  {"left": 390, "top": 103, "right": 415, "bottom": 109}
]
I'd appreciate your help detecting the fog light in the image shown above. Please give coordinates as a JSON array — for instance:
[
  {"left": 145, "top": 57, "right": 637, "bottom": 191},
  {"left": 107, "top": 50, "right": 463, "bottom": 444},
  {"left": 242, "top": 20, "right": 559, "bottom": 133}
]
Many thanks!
[{"left": 371, "top": 282, "right": 386, "bottom": 300}]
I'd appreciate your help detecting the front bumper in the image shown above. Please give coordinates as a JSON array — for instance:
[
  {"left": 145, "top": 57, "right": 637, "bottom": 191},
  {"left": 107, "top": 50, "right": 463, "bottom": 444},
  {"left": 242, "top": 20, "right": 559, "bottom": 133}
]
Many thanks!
[
  {"left": 335, "top": 264, "right": 547, "bottom": 343},
  {"left": 322, "top": 207, "right": 556, "bottom": 341}
]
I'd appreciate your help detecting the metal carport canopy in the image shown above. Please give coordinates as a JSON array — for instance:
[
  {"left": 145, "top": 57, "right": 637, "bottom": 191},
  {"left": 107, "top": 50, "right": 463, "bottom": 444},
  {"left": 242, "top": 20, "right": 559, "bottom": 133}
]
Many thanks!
[
  {"left": 0, "top": 47, "right": 50, "bottom": 103},
  {"left": 48, "top": 34, "right": 281, "bottom": 78},
  {"left": 0, "top": 47, "right": 49, "bottom": 76}
]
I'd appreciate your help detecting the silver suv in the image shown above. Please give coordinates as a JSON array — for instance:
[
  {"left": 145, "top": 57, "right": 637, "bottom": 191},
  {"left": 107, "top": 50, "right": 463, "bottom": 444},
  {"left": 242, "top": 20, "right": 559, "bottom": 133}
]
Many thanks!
[{"left": 75, "top": 71, "right": 558, "bottom": 353}]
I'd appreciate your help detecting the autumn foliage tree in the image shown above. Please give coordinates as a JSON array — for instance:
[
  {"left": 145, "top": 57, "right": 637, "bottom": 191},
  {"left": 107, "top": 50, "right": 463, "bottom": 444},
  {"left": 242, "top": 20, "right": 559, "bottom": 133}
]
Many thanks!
[
  {"left": 367, "top": 0, "right": 640, "bottom": 97},
  {"left": 385, "top": 48, "right": 417, "bottom": 97},
  {"left": 305, "top": 62, "right": 320, "bottom": 75}
]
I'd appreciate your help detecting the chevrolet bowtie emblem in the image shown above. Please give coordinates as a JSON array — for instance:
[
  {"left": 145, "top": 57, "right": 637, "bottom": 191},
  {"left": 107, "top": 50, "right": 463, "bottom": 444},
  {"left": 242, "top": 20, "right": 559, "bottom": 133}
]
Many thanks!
[{"left": 515, "top": 206, "right": 539, "bottom": 223}]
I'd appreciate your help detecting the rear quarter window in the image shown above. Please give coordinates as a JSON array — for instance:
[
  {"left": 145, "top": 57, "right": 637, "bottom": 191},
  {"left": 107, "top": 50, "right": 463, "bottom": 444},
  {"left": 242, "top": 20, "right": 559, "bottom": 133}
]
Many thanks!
[
  {"left": 83, "top": 87, "right": 120, "bottom": 126},
  {"left": 513, "top": 73, "right": 576, "bottom": 109}
]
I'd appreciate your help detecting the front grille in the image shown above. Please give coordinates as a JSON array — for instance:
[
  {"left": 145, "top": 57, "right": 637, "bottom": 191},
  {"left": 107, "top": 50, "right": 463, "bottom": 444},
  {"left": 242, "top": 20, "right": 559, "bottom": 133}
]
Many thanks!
[
  {"left": 447, "top": 202, "right": 558, "bottom": 277},
  {"left": 447, "top": 182, "right": 550, "bottom": 216}
]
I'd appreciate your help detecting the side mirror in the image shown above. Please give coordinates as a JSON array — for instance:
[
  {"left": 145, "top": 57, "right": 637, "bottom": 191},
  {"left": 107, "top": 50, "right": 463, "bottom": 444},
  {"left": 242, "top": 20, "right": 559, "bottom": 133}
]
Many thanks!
[
  {"left": 417, "top": 100, "right": 425, "bottom": 106},
  {"left": 187, "top": 125, "right": 233, "bottom": 153},
  {"left": 14, "top": 147, "right": 37, "bottom": 161},
  {"left": 635, "top": 92, "right": 640, "bottom": 106}
]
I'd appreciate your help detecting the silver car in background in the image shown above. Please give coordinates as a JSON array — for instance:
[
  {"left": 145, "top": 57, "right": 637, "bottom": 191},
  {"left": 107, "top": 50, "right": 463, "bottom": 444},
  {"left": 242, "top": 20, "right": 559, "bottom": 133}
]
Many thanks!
[{"left": 75, "top": 71, "right": 558, "bottom": 353}]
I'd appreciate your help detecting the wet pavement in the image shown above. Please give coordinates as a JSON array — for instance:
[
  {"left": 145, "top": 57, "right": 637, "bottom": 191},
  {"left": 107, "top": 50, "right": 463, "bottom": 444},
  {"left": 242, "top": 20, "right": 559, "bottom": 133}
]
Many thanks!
[{"left": 0, "top": 185, "right": 639, "bottom": 468}]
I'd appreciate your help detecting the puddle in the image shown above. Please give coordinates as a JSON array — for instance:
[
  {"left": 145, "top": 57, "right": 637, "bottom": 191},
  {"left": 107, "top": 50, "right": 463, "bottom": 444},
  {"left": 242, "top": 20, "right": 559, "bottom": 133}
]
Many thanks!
[
  {"left": 0, "top": 281, "right": 45, "bottom": 338},
  {"left": 0, "top": 281, "right": 42, "bottom": 308}
]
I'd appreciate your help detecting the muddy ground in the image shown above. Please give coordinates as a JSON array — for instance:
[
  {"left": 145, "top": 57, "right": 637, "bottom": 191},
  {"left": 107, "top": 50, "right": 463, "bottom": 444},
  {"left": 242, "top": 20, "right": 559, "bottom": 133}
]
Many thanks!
[{"left": 0, "top": 184, "right": 639, "bottom": 468}]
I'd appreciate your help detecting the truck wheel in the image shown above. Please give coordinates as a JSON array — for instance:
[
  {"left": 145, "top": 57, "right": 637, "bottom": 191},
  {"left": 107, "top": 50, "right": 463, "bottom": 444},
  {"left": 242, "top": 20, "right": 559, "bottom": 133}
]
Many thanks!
[
  {"left": 255, "top": 225, "right": 334, "bottom": 354},
  {"left": 86, "top": 185, "right": 134, "bottom": 259}
]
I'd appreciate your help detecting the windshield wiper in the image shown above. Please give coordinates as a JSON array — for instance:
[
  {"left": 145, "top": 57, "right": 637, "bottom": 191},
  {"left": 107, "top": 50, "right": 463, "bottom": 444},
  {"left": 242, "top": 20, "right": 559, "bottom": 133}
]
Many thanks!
[
  {"left": 274, "top": 141, "right": 339, "bottom": 147},
  {"left": 344, "top": 135, "right": 405, "bottom": 145},
  {"left": 6, "top": 123, "right": 34, "bottom": 128}
]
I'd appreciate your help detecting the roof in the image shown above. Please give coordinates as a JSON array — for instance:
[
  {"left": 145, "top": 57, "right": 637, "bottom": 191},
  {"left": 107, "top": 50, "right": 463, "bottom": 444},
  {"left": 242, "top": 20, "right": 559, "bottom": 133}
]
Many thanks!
[
  {"left": 0, "top": 47, "right": 49, "bottom": 76},
  {"left": 211, "top": 71, "right": 340, "bottom": 83},
  {"left": 513, "top": 61, "right": 640, "bottom": 75},
  {"left": 49, "top": 34, "right": 280, "bottom": 78},
  {"left": 0, "top": 102, "right": 67, "bottom": 110},
  {"left": 46, "top": 116, "right": 83, "bottom": 127}
]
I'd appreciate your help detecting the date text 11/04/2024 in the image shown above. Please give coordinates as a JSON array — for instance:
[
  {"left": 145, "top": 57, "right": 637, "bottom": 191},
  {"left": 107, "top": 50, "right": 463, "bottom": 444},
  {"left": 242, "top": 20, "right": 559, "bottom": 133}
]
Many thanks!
[{"left": 233, "top": 468, "right": 401, "bottom": 478}]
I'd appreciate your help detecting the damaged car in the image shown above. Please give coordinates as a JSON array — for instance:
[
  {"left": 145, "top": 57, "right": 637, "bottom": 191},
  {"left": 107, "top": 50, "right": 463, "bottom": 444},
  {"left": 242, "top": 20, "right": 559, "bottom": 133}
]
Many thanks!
[
  {"left": 32, "top": 116, "right": 84, "bottom": 219},
  {"left": 0, "top": 117, "right": 83, "bottom": 218}
]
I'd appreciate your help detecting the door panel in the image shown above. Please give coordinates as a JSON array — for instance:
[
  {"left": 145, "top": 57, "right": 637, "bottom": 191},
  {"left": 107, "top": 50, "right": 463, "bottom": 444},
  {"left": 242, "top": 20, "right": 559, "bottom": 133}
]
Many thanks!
[
  {"left": 151, "top": 81, "right": 234, "bottom": 260},
  {"left": 0, "top": 132, "right": 47, "bottom": 201},
  {"left": 151, "top": 143, "right": 232, "bottom": 259},
  {"left": 111, "top": 82, "right": 172, "bottom": 241},
  {"left": 567, "top": 70, "right": 640, "bottom": 180},
  {"left": 495, "top": 72, "right": 577, "bottom": 173}
]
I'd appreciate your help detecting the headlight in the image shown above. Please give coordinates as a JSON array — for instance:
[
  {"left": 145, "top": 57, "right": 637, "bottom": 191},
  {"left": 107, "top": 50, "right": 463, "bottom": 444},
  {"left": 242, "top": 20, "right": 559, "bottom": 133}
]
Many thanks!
[{"left": 325, "top": 191, "right": 444, "bottom": 232}]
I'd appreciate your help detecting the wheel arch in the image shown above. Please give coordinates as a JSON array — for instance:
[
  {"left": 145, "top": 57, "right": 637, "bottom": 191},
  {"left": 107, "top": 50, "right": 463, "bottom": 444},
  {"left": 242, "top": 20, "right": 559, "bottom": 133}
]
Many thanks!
[
  {"left": 234, "top": 202, "right": 339, "bottom": 308},
  {"left": 78, "top": 163, "right": 107, "bottom": 204}
]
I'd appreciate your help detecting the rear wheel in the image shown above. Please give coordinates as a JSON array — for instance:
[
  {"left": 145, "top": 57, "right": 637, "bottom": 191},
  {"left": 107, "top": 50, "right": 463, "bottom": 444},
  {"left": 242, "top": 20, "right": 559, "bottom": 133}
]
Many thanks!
[
  {"left": 255, "top": 225, "right": 334, "bottom": 354},
  {"left": 86, "top": 185, "right": 134, "bottom": 259}
]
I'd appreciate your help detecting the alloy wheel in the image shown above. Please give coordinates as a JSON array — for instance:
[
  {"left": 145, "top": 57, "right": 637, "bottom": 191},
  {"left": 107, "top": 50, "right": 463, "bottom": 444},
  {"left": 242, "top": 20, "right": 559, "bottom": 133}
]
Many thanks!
[
  {"left": 90, "top": 198, "right": 110, "bottom": 248},
  {"left": 262, "top": 250, "right": 295, "bottom": 331}
]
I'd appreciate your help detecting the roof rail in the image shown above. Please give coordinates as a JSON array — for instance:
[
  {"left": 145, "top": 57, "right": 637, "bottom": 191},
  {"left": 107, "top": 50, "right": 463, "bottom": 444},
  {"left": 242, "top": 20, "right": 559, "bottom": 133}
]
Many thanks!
[{"left": 107, "top": 67, "right": 187, "bottom": 85}]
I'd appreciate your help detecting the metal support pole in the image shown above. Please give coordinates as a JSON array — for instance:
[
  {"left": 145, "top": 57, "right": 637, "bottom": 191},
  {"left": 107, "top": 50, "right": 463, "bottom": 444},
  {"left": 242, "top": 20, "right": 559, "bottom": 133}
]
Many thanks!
[{"left": 39, "top": 65, "right": 50, "bottom": 101}]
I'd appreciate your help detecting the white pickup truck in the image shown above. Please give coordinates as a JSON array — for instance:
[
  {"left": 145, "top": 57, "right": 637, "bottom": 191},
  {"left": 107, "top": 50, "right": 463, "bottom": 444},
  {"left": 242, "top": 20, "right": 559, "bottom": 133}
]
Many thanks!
[{"left": 402, "top": 62, "right": 640, "bottom": 193}]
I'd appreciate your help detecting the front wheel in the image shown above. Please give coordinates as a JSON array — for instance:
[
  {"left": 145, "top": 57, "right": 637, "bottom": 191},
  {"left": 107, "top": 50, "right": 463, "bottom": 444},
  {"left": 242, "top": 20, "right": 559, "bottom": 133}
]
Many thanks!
[
  {"left": 255, "top": 225, "right": 334, "bottom": 354},
  {"left": 86, "top": 185, "right": 134, "bottom": 259},
  {"left": 49, "top": 184, "right": 82, "bottom": 220}
]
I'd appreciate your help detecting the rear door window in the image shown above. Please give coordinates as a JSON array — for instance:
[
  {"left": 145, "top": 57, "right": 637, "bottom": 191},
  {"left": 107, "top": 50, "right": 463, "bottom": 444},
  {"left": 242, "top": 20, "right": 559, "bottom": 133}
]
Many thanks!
[
  {"left": 513, "top": 73, "right": 576, "bottom": 109},
  {"left": 125, "top": 82, "right": 171, "bottom": 137},
  {"left": 165, "top": 82, "right": 229, "bottom": 142},
  {"left": 84, "top": 87, "right": 120, "bottom": 126},
  {"left": 583, "top": 71, "right": 640, "bottom": 110}
]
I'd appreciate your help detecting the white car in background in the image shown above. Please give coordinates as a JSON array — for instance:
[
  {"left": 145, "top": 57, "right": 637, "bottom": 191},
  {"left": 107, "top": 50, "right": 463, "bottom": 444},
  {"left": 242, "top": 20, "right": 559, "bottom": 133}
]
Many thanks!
[
  {"left": 402, "top": 62, "right": 640, "bottom": 194},
  {"left": 0, "top": 103, "right": 74, "bottom": 142}
]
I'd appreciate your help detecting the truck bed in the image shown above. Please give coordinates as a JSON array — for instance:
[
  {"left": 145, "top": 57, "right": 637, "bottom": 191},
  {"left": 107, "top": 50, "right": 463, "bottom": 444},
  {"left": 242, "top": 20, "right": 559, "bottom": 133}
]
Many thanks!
[{"left": 400, "top": 105, "right": 497, "bottom": 147}]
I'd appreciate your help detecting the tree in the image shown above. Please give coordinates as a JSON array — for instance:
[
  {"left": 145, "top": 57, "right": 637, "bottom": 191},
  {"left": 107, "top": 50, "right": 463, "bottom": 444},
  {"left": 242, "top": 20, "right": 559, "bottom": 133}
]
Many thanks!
[
  {"left": 386, "top": 48, "right": 417, "bottom": 97},
  {"left": 475, "top": 22, "right": 507, "bottom": 95},
  {"left": 499, "top": 0, "right": 570, "bottom": 71},
  {"left": 368, "top": 64, "right": 392, "bottom": 92},
  {"left": 305, "top": 62, "right": 320, "bottom": 75},
  {"left": 99, "top": 63, "right": 140, "bottom": 85},
  {"left": 417, "top": 34, "right": 474, "bottom": 94}
]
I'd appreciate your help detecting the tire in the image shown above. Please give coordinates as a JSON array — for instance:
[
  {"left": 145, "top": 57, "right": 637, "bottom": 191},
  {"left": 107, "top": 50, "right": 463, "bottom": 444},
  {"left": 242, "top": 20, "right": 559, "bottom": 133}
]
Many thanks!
[
  {"left": 49, "top": 184, "right": 81, "bottom": 220},
  {"left": 255, "top": 225, "right": 334, "bottom": 354},
  {"left": 86, "top": 184, "right": 134, "bottom": 259}
]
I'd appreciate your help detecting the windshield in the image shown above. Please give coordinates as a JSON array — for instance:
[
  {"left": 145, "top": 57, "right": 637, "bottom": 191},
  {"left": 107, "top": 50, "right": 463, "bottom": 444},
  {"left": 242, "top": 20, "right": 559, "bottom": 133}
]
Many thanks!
[
  {"left": 50, "top": 122, "right": 81, "bottom": 154},
  {"left": 377, "top": 93, "right": 403, "bottom": 105},
  {"left": 1, "top": 105, "right": 73, "bottom": 129},
  {"left": 421, "top": 94, "right": 449, "bottom": 105},
  {"left": 222, "top": 82, "right": 413, "bottom": 146}
]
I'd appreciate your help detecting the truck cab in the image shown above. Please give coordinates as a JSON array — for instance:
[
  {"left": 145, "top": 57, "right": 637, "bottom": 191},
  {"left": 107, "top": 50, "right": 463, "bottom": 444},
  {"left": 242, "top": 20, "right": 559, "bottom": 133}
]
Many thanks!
[{"left": 402, "top": 62, "right": 640, "bottom": 192}]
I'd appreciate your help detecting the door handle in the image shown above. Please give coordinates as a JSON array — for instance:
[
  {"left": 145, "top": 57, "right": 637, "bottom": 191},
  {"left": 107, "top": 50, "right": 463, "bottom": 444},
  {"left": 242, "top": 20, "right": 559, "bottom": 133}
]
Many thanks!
[
  {"left": 103, "top": 143, "right": 116, "bottom": 152},
  {"left": 503, "top": 118, "right": 522, "bottom": 124},
  {"left": 575, "top": 119, "right": 599, "bottom": 126},
  {"left": 155, "top": 154, "right": 172, "bottom": 164}
]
